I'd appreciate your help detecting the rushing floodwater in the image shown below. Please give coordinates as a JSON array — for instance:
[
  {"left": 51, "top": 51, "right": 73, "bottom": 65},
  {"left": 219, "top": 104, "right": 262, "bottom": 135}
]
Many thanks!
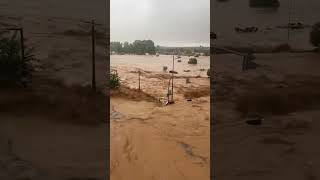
[
  {"left": 111, "top": 55, "right": 210, "bottom": 77},
  {"left": 0, "top": 0, "right": 107, "bottom": 24},
  {"left": 212, "top": 0, "right": 320, "bottom": 49}
]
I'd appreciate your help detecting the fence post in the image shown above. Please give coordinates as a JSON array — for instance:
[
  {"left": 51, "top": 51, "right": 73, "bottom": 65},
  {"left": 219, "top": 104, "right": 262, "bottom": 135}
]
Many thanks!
[
  {"left": 91, "top": 20, "right": 96, "bottom": 91},
  {"left": 19, "top": 28, "right": 25, "bottom": 62},
  {"left": 138, "top": 69, "right": 141, "bottom": 91}
]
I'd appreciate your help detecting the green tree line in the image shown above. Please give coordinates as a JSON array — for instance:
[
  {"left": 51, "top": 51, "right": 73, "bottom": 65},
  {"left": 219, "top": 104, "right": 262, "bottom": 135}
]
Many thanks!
[{"left": 111, "top": 40, "right": 156, "bottom": 55}]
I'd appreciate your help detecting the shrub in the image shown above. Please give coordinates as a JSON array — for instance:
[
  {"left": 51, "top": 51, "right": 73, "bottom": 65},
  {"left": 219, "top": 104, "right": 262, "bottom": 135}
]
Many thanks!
[
  {"left": 110, "top": 71, "right": 120, "bottom": 89},
  {"left": 163, "top": 66, "right": 168, "bottom": 71},
  {"left": 310, "top": 22, "right": 320, "bottom": 47},
  {"left": 0, "top": 33, "right": 34, "bottom": 87},
  {"left": 188, "top": 58, "right": 198, "bottom": 64}
]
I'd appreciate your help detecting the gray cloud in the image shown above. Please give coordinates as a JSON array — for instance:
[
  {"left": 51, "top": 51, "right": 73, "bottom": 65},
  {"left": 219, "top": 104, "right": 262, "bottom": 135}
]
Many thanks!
[{"left": 111, "top": 0, "right": 210, "bottom": 47}]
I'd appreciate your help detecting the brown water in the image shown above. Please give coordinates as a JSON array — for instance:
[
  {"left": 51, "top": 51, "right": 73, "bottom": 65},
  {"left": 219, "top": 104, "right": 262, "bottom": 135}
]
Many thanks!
[
  {"left": 0, "top": 0, "right": 107, "bottom": 24},
  {"left": 110, "top": 97, "right": 210, "bottom": 180},
  {"left": 111, "top": 55, "right": 210, "bottom": 77},
  {"left": 212, "top": 0, "right": 320, "bottom": 49},
  {"left": 111, "top": 54, "right": 210, "bottom": 180}
]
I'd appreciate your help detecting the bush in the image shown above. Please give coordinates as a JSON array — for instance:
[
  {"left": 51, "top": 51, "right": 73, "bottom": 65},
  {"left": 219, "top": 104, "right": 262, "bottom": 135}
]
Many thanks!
[
  {"left": 188, "top": 58, "right": 198, "bottom": 64},
  {"left": 163, "top": 66, "right": 168, "bottom": 71},
  {"left": 110, "top": 71, "right": 120, "bottom": 89},
  {"left": 310, "top": 22, "right": 320, "bottom": 47},
  {"left": 0, "top": 33, "right": 34, "bottom": 87}
]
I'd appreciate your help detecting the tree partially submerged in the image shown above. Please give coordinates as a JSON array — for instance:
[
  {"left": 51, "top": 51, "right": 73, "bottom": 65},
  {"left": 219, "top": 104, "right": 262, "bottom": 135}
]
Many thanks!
[
  {"left": 188, "top": 58, "right": 198, "bottom": 64},
  {"left": 310, "top": 22, "right": 320, "bottom": 47}
]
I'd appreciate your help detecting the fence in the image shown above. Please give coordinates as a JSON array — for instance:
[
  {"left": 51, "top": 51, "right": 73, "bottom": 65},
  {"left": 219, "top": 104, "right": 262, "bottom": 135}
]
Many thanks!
[{"left": 0, "top": 16, "right": 108, "bottom": 91}]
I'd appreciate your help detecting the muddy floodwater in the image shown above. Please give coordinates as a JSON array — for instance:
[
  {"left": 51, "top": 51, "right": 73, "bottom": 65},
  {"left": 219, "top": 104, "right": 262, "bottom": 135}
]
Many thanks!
[
  {"left": 111, "top": 55, "right": 210, "bottom": 180},
  {"left": 111, "top": 55, "right": 210, "bottom": 77}
]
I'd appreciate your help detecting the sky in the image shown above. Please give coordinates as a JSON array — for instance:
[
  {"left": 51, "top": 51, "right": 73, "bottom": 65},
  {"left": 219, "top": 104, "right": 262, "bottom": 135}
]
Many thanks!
[{"left": 111, "top": 0, "right": 210, "bottom": 47}]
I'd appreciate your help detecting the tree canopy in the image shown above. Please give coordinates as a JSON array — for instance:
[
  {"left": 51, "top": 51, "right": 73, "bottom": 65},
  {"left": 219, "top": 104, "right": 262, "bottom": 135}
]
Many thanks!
[{"left": 111, "top": 40, "right": 156, "bottom": 55}]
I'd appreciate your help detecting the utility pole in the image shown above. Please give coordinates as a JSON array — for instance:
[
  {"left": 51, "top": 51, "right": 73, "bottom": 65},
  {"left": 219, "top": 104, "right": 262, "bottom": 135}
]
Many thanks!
[
  {"left": 91, "top": 20, "right": 96, "bottom": 91},
  {"left": 288, "top": 0, "right": 293, "bottom": 43}
]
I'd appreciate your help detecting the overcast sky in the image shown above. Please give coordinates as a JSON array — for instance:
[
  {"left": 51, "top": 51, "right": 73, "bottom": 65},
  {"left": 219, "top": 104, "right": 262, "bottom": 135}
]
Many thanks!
[{"left": 111, "top": 0, "right": 210, "bottom": 47}]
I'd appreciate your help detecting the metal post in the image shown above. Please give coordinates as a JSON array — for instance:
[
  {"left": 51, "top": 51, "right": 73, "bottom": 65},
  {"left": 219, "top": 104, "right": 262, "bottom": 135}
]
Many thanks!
[
  {"left": 138, "top": 69, "right": 141, "bottom": 91},
  {"left": 91, "top": 20, "right": 96, "bottom": 91},
  {"left": 171, "top": 55, "right": 174, "bottom": 102}
]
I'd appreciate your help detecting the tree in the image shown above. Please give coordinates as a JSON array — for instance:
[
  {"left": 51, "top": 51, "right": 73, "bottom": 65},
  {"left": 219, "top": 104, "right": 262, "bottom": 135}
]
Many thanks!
[
  {"left": 0, "top": 32, "right": 34, "bottom": 87},
  {"left": 110, "top": 42, "right": 123, "bottom": 53},
  {"left": 310, "top": 22, "right": 320, "bottom": 47},
  {"left": 122, "top": 41, "right": 131, "bottom": 54},
  {"left": 132, "top": 40, "right": 145, "bottom": 55}
]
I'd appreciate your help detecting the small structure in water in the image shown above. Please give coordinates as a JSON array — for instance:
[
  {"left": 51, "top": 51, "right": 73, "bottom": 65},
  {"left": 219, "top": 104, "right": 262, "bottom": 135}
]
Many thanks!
[
  {"left": 163, "top": 66, "right": 168, "bottom": 71},
  {"left": 186, "top": 78, "right": 191, "bottom": 84},
  {"left": 235, "top": 27, "right": 258, "bottom": 33}
]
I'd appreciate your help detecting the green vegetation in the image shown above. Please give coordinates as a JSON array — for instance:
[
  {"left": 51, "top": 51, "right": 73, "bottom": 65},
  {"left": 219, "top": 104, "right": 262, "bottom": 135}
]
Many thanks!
[
  {"left": 310, "top": 22, "right": 320, "bottom": 47},
  {"left": 110, "top": 71, "right": 120, "bottom": 89},
  {"left": 249, "top": 0, "right": 280, "bottom": 8},
  {"left": 111, "top": 40, "right": 156, "bottom": 55},
  {"left": 188, "top": 58, "right": 198, "bottom": 64},
  {"left": 0, "top": 32, "right": 34, "bottom": 87},
  {"left": 111, "top": 40, "right": 210, "bottom": 56},
  {"left": 157, "top": 46, "right": 210, "bottom": 56}
]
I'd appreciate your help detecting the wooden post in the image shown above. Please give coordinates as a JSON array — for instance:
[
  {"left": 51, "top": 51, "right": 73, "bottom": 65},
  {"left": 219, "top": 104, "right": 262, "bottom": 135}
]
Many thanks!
[
  {"left": 91, "top": 20, "right": 96, "bottom": 91},
  {"left": 138, "top": 69, "right": 141, "bottom": 91},
  {"left": 171, "top": 55, "right": 174, "bottom": 102},
  {"left": 19, "top": 28, "right": 24, "bottom": 62}
]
